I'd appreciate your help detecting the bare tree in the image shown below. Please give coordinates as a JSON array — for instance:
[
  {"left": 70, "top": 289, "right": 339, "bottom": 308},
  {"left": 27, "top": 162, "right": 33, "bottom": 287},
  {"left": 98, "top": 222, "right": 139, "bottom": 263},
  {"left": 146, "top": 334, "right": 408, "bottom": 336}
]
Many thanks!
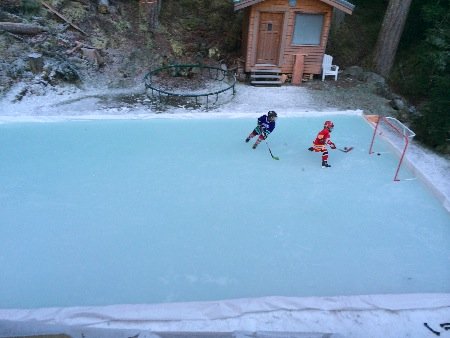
[{"left": 373, "top": 0, "right": 412, "bottom": 78}]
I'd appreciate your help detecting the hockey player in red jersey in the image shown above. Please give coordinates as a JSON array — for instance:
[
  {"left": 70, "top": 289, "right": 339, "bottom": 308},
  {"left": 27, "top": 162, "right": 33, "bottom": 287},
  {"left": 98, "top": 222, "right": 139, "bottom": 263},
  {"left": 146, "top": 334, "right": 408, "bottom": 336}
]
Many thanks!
[{"left": 308, "top": 120, "right": 336, "bottom": 168}]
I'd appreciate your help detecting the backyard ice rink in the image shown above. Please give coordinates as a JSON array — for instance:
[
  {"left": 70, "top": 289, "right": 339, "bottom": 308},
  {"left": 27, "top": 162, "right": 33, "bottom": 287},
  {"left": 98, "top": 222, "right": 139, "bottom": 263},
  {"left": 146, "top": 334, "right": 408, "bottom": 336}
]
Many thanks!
[{"left": 0, "top": 83, "right": 449, "bottom": 338}]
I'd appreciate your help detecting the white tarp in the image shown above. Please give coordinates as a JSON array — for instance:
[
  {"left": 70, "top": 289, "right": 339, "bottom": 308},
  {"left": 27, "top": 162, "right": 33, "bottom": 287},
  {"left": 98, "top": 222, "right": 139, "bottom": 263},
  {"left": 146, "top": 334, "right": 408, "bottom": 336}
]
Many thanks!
[{"left": 1, "top": 294, "right": 449, "bottom": 337}]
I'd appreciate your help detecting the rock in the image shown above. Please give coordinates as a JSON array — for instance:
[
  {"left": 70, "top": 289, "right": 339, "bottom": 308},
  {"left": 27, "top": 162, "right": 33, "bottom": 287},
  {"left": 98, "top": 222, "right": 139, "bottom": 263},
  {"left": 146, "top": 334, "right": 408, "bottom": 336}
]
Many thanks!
[
  {"left": 390, "top": 97, "right": 406, "bottom": 111},
  {"left": 208, "top": 47, "right": 220, "bottom": 60},
  {"left": 374, "top": 81, "right": 392, "bottom": 99},
  {"left": 7, "top": 59, "right": 28, "bottom": 79},
  {"left": 363, "top": 71, "right": 391, "bottom": 97},
  {"left": 364, "top": 72, "right": 386, "bottom": 86},
  {"left": 408, "top": 105, "right": 420, "bottom": 117},
  {"left": 81, "top": 47, "right": 104, "bottom": 67},
  {"left": 342, "top": 66, "right": 364, "bottom": 80},
  {"left": 50, "top": 61, "right": 80, "bottom": 83}
]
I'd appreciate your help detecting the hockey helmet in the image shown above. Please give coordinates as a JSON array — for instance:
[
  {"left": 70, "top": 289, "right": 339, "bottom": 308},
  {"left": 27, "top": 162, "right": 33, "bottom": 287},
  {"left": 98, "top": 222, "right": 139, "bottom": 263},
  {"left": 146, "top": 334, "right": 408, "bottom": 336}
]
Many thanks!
[
  {"left": 324, "top": 120, "right": 334, "bottom": 131},
  {"left": 268, "top": 111, "right": 277, "bottom": 121}
]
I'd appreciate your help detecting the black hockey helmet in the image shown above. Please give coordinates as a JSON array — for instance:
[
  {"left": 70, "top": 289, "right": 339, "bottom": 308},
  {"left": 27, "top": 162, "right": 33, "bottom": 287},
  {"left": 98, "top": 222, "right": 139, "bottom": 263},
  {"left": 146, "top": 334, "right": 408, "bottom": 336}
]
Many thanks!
[{"left": 268, "top": 111, "right": 277, "bottom": 121}]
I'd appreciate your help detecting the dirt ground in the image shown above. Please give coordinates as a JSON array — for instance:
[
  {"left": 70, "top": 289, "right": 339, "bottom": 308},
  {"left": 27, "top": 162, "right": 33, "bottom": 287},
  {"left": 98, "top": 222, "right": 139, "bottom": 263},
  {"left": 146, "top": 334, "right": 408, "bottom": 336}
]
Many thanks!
[
  {"left": 303, "top": 76, "right": 394, "bottom": 116},
  {"left": 0, "top": 1, "right": 399, "bottom": 119}
]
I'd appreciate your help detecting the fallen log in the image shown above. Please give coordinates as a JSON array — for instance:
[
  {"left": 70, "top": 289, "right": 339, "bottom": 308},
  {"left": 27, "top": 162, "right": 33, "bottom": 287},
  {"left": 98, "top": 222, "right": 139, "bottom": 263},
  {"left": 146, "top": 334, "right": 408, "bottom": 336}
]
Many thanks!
[
  {"left": 65, "top": 40, "right": 104, "bottom": 66},
  {"left": 66, "top": 40, "right": 96, "bottom": 54},
  {"left": 0, "top": 21, "right": 47, "bottom": 35},
  {"left": 73, "top": 0, "right": 90, "bottom": 5},
  {"left": 1, "top": 0, "right": 21, "bottom": 11},
  {"left": 0, "top": 9, "right": 23, "bottom": 23},
  {"left": 0, "top": 30, "right": 25, "bottom": 41}
]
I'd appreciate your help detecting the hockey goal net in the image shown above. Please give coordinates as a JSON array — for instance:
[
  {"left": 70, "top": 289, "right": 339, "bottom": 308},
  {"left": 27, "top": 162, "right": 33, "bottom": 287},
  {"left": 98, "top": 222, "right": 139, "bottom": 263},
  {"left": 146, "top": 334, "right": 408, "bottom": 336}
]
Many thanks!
[{"left": 368, "top": 116, "right": 416, "bottom": 181}]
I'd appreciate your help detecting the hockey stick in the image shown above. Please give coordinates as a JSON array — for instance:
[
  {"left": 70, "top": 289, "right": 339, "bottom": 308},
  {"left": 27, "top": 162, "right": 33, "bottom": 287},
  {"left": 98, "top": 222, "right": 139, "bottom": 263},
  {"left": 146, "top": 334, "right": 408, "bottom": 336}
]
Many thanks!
[
  {"left": 265, "top": 141, "right": 279, "bottom": 160},
  {"left": 440, "top": 323, "right": 450, "bottom": 331},
  {"left": 424, "top": 323, "right": 441, "bottom": 336},
  {"left": 338, "top": 146, "right": 354, "bottom": 153}
]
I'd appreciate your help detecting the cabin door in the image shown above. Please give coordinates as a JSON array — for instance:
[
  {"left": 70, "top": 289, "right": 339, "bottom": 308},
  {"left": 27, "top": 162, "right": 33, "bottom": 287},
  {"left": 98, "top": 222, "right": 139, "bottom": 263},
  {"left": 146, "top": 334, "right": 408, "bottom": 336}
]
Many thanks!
[{"left": 256, "top": 12, "right": 283, "bottom": 65}]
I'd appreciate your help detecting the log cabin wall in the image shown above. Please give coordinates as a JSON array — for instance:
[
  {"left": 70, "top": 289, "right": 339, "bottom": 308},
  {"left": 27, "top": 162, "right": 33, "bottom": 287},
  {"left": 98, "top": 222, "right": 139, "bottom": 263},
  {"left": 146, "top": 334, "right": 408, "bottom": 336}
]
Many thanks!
[
  {"left": 242, "top": 8, "right": 250, "bottom": 61},
  {"left": 244, "top": 0, "right": 333, "bottom": 75}
]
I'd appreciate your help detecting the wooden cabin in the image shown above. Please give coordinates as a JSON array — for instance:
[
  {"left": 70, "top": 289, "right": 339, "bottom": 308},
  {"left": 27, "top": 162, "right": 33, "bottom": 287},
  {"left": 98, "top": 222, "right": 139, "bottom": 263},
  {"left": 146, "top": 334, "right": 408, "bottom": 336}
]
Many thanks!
[{"left": 234, "top": 0, "right": 354, "bottom": 84}]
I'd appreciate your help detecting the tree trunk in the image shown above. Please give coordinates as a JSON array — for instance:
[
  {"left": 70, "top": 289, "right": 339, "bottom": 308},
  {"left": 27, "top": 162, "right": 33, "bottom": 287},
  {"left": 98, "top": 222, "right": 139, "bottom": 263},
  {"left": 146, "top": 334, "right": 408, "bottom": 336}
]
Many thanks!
[
  {"left": 373, "top": 0, "right": 412, "bottom": 78},
  {"left": 0, "top": 22, "right": 47, "bottom": 34},
  {"left": 139, "top": 0, "right": 161, "bottom": 30}
]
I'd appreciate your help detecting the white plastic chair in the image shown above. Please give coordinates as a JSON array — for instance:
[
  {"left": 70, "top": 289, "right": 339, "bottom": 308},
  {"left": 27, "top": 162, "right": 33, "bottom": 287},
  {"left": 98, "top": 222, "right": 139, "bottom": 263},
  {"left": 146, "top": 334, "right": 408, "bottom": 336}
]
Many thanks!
[{"left": 322, "top": 54, "right": 339, "bottom": 81}]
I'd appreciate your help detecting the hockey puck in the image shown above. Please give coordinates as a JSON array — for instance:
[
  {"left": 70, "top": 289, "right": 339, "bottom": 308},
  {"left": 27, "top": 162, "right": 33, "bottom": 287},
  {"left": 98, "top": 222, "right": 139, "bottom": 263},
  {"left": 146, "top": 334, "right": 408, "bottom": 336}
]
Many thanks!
[{"left": 377, "top": 153, "right": 381, "bottom": 156}]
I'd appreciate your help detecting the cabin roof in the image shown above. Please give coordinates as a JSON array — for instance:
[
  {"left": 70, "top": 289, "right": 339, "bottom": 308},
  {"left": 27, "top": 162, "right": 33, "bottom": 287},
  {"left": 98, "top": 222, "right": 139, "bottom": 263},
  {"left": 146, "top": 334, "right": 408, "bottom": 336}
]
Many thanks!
[{"left": 234, "top": 0, "right": 355, "bottom": 15}]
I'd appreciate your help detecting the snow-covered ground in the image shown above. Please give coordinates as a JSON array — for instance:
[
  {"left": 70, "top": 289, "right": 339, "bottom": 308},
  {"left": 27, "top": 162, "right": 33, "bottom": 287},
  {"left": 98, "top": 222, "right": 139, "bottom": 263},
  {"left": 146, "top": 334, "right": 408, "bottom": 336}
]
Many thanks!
[{"left": 0, "top": 83, "right": 449, "bottom": 338}]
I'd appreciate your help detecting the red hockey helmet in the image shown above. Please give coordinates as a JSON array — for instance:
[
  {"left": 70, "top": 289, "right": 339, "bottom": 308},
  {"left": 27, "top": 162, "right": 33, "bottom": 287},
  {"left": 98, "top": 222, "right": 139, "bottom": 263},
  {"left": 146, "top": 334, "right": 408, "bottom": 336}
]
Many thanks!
[{"left": 324, "top": 120, "right": 334, "bottom": 131}]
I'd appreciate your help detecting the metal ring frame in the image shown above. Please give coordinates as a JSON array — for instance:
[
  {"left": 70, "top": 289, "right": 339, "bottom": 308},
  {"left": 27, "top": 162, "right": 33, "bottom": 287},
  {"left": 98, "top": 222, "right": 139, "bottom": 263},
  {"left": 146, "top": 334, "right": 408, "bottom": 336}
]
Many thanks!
[{"left": 144, "top": 64, "right": 236, "bottom": 109}]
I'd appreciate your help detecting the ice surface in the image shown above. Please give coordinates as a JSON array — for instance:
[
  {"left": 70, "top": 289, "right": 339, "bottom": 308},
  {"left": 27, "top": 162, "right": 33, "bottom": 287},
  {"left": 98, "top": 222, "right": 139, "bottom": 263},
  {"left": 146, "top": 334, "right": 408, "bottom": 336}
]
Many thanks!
[{"left": 0, "top": 83, "right": 449, "bottom": 338}]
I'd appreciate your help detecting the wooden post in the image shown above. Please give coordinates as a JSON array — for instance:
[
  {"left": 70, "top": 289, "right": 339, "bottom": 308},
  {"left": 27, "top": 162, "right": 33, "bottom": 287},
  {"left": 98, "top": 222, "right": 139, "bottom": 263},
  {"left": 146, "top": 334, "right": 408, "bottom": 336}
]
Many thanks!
[
  {"left": 292, "top": 54, "right": 307, "bottom": 85},
  {"left": 28, "top": 52, "right": 44, "bottom": 74}
]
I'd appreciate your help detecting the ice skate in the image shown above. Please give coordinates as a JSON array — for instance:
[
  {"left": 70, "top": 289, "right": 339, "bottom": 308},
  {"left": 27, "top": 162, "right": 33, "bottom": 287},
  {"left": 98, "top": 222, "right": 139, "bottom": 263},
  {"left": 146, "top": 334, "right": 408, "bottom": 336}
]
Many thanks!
[{"left": 322, "top": 160, "right": 331, "bottom": 168}]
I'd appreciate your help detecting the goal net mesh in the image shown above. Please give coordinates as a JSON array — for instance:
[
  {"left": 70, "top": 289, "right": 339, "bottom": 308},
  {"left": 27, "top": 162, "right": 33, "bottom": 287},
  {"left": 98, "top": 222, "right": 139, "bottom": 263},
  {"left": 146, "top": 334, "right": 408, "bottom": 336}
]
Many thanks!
[{"left": 369, "top": 116, "right": 416, "bottom": 181}]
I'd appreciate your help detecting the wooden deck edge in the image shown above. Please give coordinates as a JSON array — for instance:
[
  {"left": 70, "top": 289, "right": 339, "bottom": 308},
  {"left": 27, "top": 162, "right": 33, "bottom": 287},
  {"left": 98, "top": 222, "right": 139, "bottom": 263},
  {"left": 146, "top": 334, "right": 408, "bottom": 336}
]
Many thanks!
[{"left": 364, "top": 114, "right": 379, "bottom": 125}]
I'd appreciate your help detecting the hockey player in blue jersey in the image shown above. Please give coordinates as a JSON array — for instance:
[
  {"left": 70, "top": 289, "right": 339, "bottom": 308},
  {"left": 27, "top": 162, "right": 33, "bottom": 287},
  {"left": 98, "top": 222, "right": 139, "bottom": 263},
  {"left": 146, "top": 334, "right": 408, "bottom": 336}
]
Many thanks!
[{"left": 245, "top": 111, "right": 277, "bottom": 149}]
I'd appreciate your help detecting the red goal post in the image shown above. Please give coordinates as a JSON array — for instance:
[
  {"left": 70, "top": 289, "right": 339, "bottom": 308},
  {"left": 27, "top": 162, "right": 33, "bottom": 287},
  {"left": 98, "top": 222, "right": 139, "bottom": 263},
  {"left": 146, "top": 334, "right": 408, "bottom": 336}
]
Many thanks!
[{"left": 368, "top": 116, "right": 416, "bottom": 181}]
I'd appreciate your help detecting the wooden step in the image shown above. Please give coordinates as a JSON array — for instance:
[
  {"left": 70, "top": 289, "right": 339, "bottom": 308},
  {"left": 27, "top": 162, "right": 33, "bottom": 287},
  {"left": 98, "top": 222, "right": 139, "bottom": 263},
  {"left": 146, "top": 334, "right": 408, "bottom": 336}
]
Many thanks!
[
  {"left": 250, "top": 80, "right": 283, "bottom": 85},
  {"left": 250, "top": 68, "right": 282, "bottom": 86},
  {"left": 250, "top": 74, "right": 281, "bottom": 79},
  {"left": 251, "top": 68, "right": 281, "bottom": 74}
]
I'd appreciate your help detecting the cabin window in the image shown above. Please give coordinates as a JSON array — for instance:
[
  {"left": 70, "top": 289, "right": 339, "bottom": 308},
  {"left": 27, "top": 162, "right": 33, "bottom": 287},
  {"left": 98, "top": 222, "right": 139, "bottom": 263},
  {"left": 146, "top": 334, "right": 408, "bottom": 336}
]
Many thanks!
[
  {"left": 292, "top": 13, "right": 324, "bottom": 45},
  {"left": 267, "top": 23, "right": 273, "bottom": 31}
]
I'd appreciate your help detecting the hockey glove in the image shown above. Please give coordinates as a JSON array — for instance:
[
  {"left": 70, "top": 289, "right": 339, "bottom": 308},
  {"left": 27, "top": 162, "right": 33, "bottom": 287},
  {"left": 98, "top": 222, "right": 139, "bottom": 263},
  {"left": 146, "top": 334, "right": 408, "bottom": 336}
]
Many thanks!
[{"left": 330, "top": 142, "right": 336, "bottom": 149}]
